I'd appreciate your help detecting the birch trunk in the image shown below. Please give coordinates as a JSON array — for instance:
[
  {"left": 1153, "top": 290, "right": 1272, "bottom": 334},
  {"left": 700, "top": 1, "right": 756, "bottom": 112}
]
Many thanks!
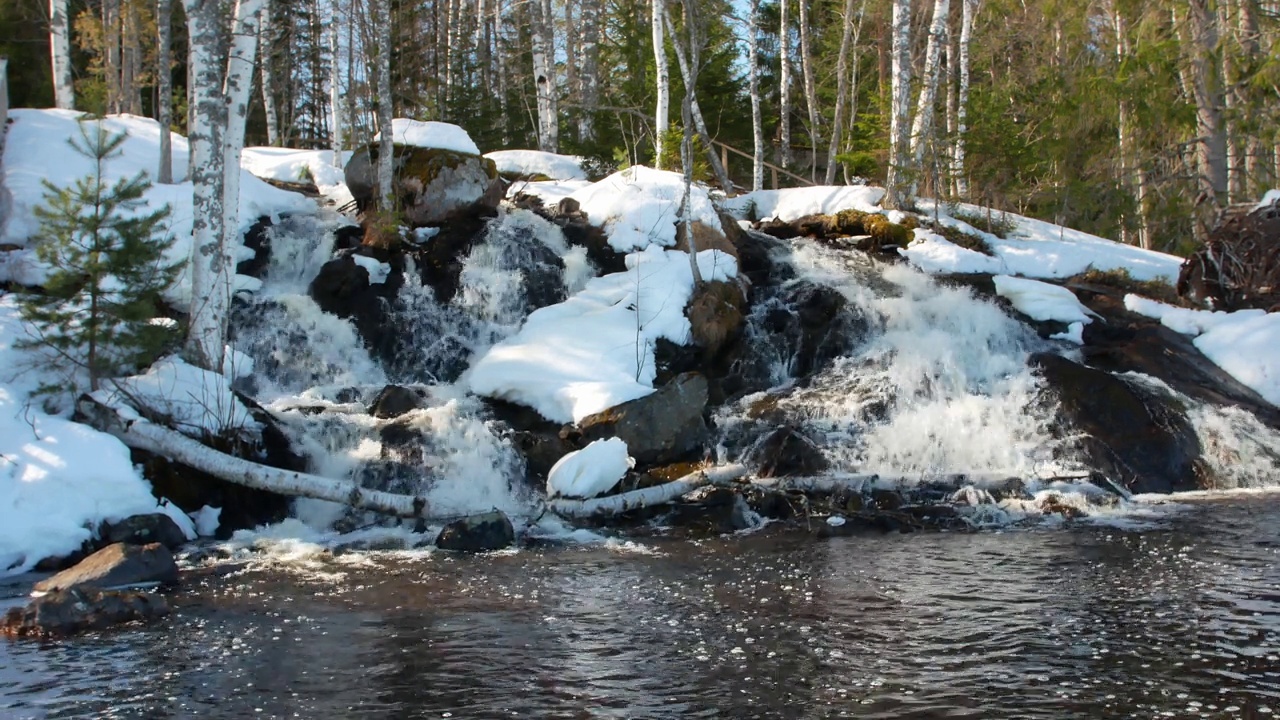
[
  {"left": 578, "top": 0, "right": 601, "bottom": 143},
  {"left": 952, "top": 0, "right": 974, "bottom": 198},
  {"left": 825, "top": 0, "right": 860, "bottom": 185},
  {"left": 531, "top": 0, "right": 559, "bottom": 152},
  {"left": 156, "top": 0, "right": 173, "bottom": 184},
  {"left": 49, "top": 0, "right": 75, "bottom": 109},
  {"left": 1112, "top": 4, "right": 1150, "bottom": 249},
  {"left": 78, "top": 397, "right": 437, "bottom": 520},
  {"left": 221, "top": 0, "right": 265, "bottom": 265},
  {"left": 548, "top": 465, "right": 748, "bottom": 517},
  {"left": 104, "top": 0, "right": 122, "bottom": 114},
  {"left": 373, "top": 0, "right": 394, "bottom": 206},
  {"left": 678, "top": 0, "right": 702, "bottom": 285},
  {"left": 747, "top": 0, "right": 764, "bottom": 191},
  {"left": 182, "top": 0, "right": 230, "bottom": 370},
  {"left": 121, "top": 0, "right": 142, "bottom": 115},
  {"left": 662, "top": 6, "right": 732, "bottom": 193},
  {"left": 797, "top": 0, "right": 820, "bottom": 181},
  {"left": 907, "top": 0, "right": 951, "bottom": 198},
  {"left": 883, "top": 0, "right": 913, "bottom": 210},
  {"left": 652, "top": 0, "right": 670, "bottom": 167},
  {"left": 329, "top": 0, "right": 343, "bottom": 166},
  {"left": 1221, "top": 0, "right": 1243, "bottom": 203},
  {"left": 778, "top": 0, "right": 793, "bottom": 169},
  {"left": 260, "top": 0, "right": 280, "bottom": 147}
]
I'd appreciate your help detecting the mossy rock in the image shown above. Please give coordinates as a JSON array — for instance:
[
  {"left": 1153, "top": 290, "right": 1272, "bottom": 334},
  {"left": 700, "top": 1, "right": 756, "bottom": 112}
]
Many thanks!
[{"left": 345, "top": 144, "right": 501, "bottom": 226}]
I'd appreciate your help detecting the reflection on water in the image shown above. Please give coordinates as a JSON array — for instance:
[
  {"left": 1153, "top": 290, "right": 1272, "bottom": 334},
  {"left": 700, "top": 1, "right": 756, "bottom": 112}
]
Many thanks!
[{"left": 3, "top": 497, "right": 1279, "bottom": 719}]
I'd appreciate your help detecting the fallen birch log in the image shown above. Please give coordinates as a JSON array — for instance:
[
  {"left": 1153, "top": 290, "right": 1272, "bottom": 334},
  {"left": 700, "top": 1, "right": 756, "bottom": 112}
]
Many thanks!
[
  {"left": 749, "top": 471, "right": 1093, "bottom": 493},
  {"left": 548, "top": 464, "right": 749, "bottom": 518},
  {"left": 77, "top": 395, "right": 434, "bottom": 520}
]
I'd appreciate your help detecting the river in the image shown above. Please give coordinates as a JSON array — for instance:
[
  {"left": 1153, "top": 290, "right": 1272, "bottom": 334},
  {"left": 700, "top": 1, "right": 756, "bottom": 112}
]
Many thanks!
[{"left": 3, "top": 494, "right": 1278, "bottom": 719}]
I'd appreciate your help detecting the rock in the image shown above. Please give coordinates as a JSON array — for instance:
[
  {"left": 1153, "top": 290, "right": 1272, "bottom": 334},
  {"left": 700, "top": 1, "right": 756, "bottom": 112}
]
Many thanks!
[
  {"left": 1032, "top": 352, "right": 1210, "bottom": 494},
  {"left": 2, "top": 587, "right": 170, "bottom": 638},
  {"left": 236, "top": 216, "right": 274, "bottom": 279},
  {"left": 434, "top": 511, "right": 516, "bottom": 552},
  {"left": 576, "top": 372, "right": 709, "bottom": 466},
  {"left": 99, "top": 514, "right": 188, "bottom": 551},
  {"left": 1178, "top": 197, "right": 1280, "bottom": 311},
  {"left": 666, "top": 486, "right": 758, "bottom": 534},
  {"left": 686, "top": 280, "right": 746, "bottom": 359},
  {"left": 345, "top": 144, "right": 502, "bottom": 224},
  {"left": 34, "top": 543, "right": 179, "bottom": 594},
  {"left": 746, "top": 425, "right": 829, "bottom": 478},
  {"left": 675, "top": 220, "right": 739, "bottom": 261},
  {"left": 733, "top": 228, "right": 788, "bottom": 287},
  {"left": 368, "top": 384, "right": 425, "bottom": 419}
]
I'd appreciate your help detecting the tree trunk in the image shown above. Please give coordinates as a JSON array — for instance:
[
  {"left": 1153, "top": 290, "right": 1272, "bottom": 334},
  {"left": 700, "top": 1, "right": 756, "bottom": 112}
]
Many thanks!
[
  {"left": 907, "top": 0, "right": 951, "bottom": 198},
  {"left": 883, "top": 0, "right": 913, "bottom": 210},
  {"left": 548, "top": 465, "right": 748, "bottom": 517},
  {"left": 103, "top": 0, "right": 122, "bottom": 114},
  {"left": 578, "top": 0, "right": 601, "bottom": 144},
  {"left": 156, "top": 0, "right": 173, "bottom": 184},
  {"left": 121, "top": 0, "right": 143, "bottom": 115},
  {"left": 678, "top": 0, "right": 702, "bottom": 285},
  {"left": 329, "top": 0, "right": 343, "bottom": 166},
  {"left": 221, "top": 0, "right": 264, "bottom": 263},
  {"left": 662, "top": 5, "right": 732, "bottom": 193},
  {"left": 1183, "top": 0, "right": 1229, "bottom": 219},
  {"left": 531, "top": 0, "right": 558, "bottom": 152},
  {"left": 825, "top": 0, "right": 861, "bottom": 185},
  {"left": 182, "top": 0, "right": 230, "bottom": 370},
  {"left": 373, "top": 0, "right": 394, "bottom": 206},
  {"left": 747, "top": 0, "right": 764, "bottom": 191},
  {"left": 77, "top": 397, "right": 437, "bottom": 520},
  {"left": 778, "top": 0, "right": 793, "bottom": 169},
  {"left": 49, "top": 0, "right": 75, "bottom": 109},
  {"left": 952, "top": 0, "right": 973, "bottom": 198},
  {"left": 260, "top": 0, "right": 280, "bottom": 146},
  {"left": 797, "top": 0, "right": 820, "bottom": 181},
  {"left": 652, "top": 0, "right": 670, "bottom": 167}
]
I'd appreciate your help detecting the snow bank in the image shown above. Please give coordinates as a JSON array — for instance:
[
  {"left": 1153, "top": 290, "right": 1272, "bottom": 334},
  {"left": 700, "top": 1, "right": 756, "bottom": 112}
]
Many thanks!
[
  {"left": 241, "top": 146, "right": 354, "bottom": 206},
  {"left": 507, "top": 179, "right": 592, "bottom": 206},
  {"left": 0, "top": 109, "right": 315, "bottom": 305},
  {"left": 547, "top": 438, "right": 634, "bottom": 499},
  {"left": 567, "top": 167, "right": 723, "bottom": 252},
  {"left": 993, "top": 275, "right": 1095, "bottom": 325},
  {"left": 485, "top": 150, "right": 586, "bottom": 181},
  {"left": 724, "top": 185, "right": 885, "bottom": 222},
  {"left": 467, "top": 246, "right": 738, "bottom": 423},
  {"left": 92, "top": 356, "right": 257, "bottom": 436},
  {"left": 1194, "top": 313, "right": 1280, "bottom": 407},
  {"left": 375, "top": 118, "right": 480, "bottom": 155},
  {"left": 1124, "top": 295, "right": 1266, "bottom": 336},
  {"left": 1257, "top": 189, "right": 1279, "bottom": 210}
]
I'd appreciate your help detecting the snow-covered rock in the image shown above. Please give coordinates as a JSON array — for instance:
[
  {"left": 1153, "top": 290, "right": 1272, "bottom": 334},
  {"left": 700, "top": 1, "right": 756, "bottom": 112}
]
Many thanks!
[
  {"left": 567, "top": 166, "right": 723, "bottom": 252},
  {"left": 1124, "top": 295, "right": 1266, "bottom": 336},
  {"left": 724, "top": 185, "right": 885, "bottom": 222},
  {"left": 547, "top": 438, "right": 635, "bottom": 499},
  {"left": 375, "top": 118, "right": 480, "bottom": 155},
  {"left": 1193, "top": 313, "right": 1280, "bottom": 407},
  {"left": 993, "top": 275, "right": 1096, "bottom": 325},
  {"left": 485, "top": 150, "right": 586, "bottom": 181},
  {"left": 241, "top": 146, "right": 354, "bottom": 207},
  {"left": 91, "top": 356, "right": 257, "bottom": 436}
]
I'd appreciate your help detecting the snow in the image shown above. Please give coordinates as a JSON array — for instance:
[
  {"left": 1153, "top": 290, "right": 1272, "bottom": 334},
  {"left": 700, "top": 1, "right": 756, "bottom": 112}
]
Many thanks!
[
  {"left": 508, "top": 179, "right": 593, "bottom": 206},
  {"left": 241, "top": 146, "right": 354, "bottom": 207},
  {"left": 1123, "top": 295, "right": 1266, "bottom": 336},
  {"left": 190, "top": 505, "right": 222, "bottom": 537},
  {"left": 0, "top": 109, "right": 316, "bottom": 306},
  {"left": 546, "top": 438, "right": 635, "bottom": 499},
  {"left": 91, "top": 356, "right": 257, "bottom": 436},
  {"left": 375, "top": 118, "right": 480, "bottom": 155},
  {"left": 351, "top": 254, "right": 392, "bottom": 284},
  {"left": 467, "top": 246, "right": 738, "bottom": 423},
  {"left": 1050, "top": 322, "right": 1086, "bottom": 345},
  {"left": 1258, "top": 189, "right": 1279, "bottom": 210},
  {"left": 567, "top": 167, "right": 723, "bottom": 252},
  {"left": 724, "top": 185, "right": 885, "bottom": 222},
  {"left": 484, "top": 150, "right": 586, "bottom": 181},
  {"left": 993, "top": 275, "right": 1096, "bottom": 325}
]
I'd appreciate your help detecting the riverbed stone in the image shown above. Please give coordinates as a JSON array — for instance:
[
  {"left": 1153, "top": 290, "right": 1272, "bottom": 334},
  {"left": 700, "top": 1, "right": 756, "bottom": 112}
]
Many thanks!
[
  {"left": 33, "top": 543, "right": 179, "bottom": 594},
  {"left": 434, "top": 511, "right": 516, "bottom": 553},
  {"left": 2, "top": 587, "right": 169, "bottom": 638},
  {"left": 575, "top": 372, "right": 709, "bottom": 466},
  {"left": 368, "top": 384, "right": 426, "bottom": 419},
  {"left": 98, "top": 514, "right": 189, "bottom": 551}
]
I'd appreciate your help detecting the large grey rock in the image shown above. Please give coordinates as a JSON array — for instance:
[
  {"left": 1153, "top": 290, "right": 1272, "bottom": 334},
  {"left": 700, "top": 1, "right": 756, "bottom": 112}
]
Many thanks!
[
  {"left": 2, "top": 587, "right": 169, "bottom": 638},
  {"left": 345, "top": 145, "right": 501, "bottom": 224},
  {"left": 99, "top": 513, "right": 189, "bottom": 551},
  {"left": 33, "top": 543, "right": 179, "bottom": 594},
  {"left": 576, "top": 372, "right": 709, "bottom": 465},
  {"left": 434, "top": 511, "right": 516, "bottom": 553}
]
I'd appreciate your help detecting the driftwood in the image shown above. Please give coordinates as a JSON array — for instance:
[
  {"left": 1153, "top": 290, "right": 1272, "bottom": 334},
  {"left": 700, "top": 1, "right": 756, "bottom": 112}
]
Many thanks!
[
  {"left": 78, "top": 395, "right": 435, "bottom": 520},
  {"left": 548, "top": 464, "right": 750, "bottom": 517}
]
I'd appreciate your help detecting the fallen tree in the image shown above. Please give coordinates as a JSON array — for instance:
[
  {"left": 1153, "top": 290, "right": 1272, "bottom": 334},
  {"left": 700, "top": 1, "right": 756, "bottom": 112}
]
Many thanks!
[
  {"left": 77, "top": 395, "right": 434, "bottom": 520},
  {"left": 548, "top": 464, "right": 749, "bottom": 517}
]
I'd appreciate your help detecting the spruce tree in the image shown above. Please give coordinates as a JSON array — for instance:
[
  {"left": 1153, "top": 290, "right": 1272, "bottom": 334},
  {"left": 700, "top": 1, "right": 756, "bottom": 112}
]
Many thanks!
[{"left": 18, "top": 120, "right": 183, "bottom": 395}]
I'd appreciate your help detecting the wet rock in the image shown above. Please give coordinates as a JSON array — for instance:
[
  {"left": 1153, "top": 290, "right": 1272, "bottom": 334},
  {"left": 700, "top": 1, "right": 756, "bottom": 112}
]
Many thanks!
[
  {"left": 1178, "top": 197, "right": 1280, "bottom": 311},
  {"left": 746, "top": 426, "right": 829, "bottom": 478},
  {"left": 686, "top": 280, "right": 747, "bottom": 359},
  {"left": 652, "top": 337, "right": 702, "bottom": 387},
  {"left": 733, "top": 228, "right": 789, "bottom": 287},
  {"left": 434, "top": 511, "right": 516, "bottom": 553},
  {"left": 1032, "top": 352, "right": 1209, "bottom": 494},
  {"left": 368, "top": 385, "right": 426, "bottom": 419},
  {"left": 666, "top": 486, "right": 758, "bottom": 534},
  {"left": 575, "top": 372, "right": 709, "bottom": 466},
  {"left": 33, "top": 543, "right": 179, "bottom": 594},
  {"left": 99, "top": 514, "right": 189, "bottom": 551},
  {"left": 236, "top": 216, "right": 274, "bottom": 279},
  {"left": 2, "top": 587, "right": 170, "bottom": 638},
  {"left": 345, "top": 144, "right": 502, "bottom": 225}
]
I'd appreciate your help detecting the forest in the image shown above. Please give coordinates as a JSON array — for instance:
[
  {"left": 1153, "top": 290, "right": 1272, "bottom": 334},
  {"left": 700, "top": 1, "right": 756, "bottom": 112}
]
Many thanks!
[{"left": 2, "top": 1, "right": 1279, "bottom": 251}]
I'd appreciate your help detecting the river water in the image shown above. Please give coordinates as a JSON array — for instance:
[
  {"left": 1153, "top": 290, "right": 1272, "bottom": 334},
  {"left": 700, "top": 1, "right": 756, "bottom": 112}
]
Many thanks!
[{"left": 3, "top": 495, "right": 1278, "bottom": 719}]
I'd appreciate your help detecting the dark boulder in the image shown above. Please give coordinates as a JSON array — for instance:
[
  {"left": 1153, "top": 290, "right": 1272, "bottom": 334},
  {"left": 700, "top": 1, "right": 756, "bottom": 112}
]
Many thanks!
[
  {"left": 434, "top": 511, "right": 516, "bottom": 552},
  {"left": 99, "top": 513, "right": 188, "bottom": 551},
  {"left": 575, "top": 372, "right": 709, "bottom": 466},
  {"left": 368, "top": 385, "right": 426, "bottom": 419},
  {"left": 1032, "top": 352, "right": 1210, "bottom": 494},
  {"left": 33, "top": 543, "right": 179, "bottom": 594},
  {"left": 745, "top": 425, "right": 829, "bottom": 478},
  {"left": 665, "top": 486, "right": 759, "bottom": 535},
  {"left": 236, "top": 216, "right": 274, "bottom": 279},
  {"left": 2, "top": 587, "right": 170, "bottom": 638}
]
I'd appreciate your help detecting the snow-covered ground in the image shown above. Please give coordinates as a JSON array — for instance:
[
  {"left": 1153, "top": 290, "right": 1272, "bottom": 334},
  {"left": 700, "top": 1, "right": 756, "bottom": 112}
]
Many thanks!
[
  {"left": 565, "top": 166, "right": 724, "bottom": 251},
  {"left": 241, "top": 146, "right": 354, "bottom": 207},
  {"left": 484, "top": 149, "right": 586, "bottom": 181},
  {"left": 724, "top": 185, "right": 885, "bottom": 221}
]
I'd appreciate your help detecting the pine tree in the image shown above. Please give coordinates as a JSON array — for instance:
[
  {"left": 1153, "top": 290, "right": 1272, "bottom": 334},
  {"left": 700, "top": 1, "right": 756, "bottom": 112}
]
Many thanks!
[{"left": 18, "top": 121, "right": 182, "bottom": 395}]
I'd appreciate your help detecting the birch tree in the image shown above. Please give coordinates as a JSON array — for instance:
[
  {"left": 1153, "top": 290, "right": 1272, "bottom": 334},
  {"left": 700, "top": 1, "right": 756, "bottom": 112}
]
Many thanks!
[
  {"left": 883, "top": 0, "right": 913, "bottom": 210},
  {"left": 825, "top": 0, "right": 863, "bottom": 185},
  {"left": 1181, "top": 0, "right": 1228, "bottom": 215},
  {"left": 797, "top": 0, "right": 820, "bottom": 180},
  {"left": 49, "top": 0, "right": 75, "bottom": 110},
  {"left": 662, "top": 2, "right": 732, "bottom": 193},
  {"left": 578, "top": 0, "right": 602, "bottom": 143},
  {"left": 778, "top": 0, "right": 793, "bottom": 169},
  {"left": 530, "top": 0, "right": 559, "bottom": 152},
  {"left": 156, "top": 0, "right": 173, "bottom": 184},
  {"left": 653, "top": 0, "right": 670, "bottom": 168},
  {"left": 221, "top": 0, "right": 264, "bottom": 256},
  {"left": 371, "top": 0, "right": 394, "bottom": 206},
  {"left": 746, "top": 0, "right": 764, "bottom": 191},
  {"left": 103, "top": 0, "right": 122, "bottom": 114},
  {"left": 907, "top": 0, "right": 951, "bottom": 198},
  {"left": 259, "top": 0, "right": 281, "bottom": 146},
  {"left": 329, "top": 1, "right": 344, "bottom": 168},
  {"left": 951, "top": 0, "right": 974, "bottom": 198}
]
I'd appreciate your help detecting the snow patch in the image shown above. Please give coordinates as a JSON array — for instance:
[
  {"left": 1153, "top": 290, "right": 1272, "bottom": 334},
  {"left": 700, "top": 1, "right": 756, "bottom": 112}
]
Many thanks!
[
  {"left": 1124, "top": 294, "right": 1266, "bottom": 336},
  {"left": 993, "top": 275, "right": 1096, "bottom": 325},
  {"left": 376, "top": 118, "right": 480, "bottom": 155},
  {"left": 567, "top": 166, "right": 722, "bottom": 252},
  {"left": 1257, "top": 189, "right": 1279, "bottom": 210},
  {"left": 485, "top": 150, "right": 586, "bottom": 181},
  {"left": 241, "top": 146, "right": 354, "bottom": 207},
  {"left": 1194, "top": 313, "right": 1280, "bottom": 407},
  {"left": 547, "top": 438, "right": 634, "bottom": 499},
  {"left": 724, "top": 185, "right": 885, "bottom": 222},
  {"left": 190, "top": 505, "right": 222, "bottom": 537},
  {"left": 92, "top": 356, "right": 257, "bottom": 436},
  {"left": 351, "top": 254, "right": 392, "bottom": 284}
]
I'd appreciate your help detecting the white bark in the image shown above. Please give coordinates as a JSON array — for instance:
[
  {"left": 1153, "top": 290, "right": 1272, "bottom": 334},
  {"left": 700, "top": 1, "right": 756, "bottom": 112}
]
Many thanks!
[
  {"left": 578, "top": 0, "right": 601, "bottom": 143},
  {"left": 548, "top": 465, "right": 748, "bottom": 517},
  {"left": 907, "top": 0, "right": 951, "bottom": 197},
  {"left": 156, "top": 0, "right": 174, "bottom": 184},
  {"left": 662, "top": 5, "right": 732, "bottom": 193},
  {"left": 952, "top": 0, "right": 974, "bottom": 198},
  {"left": 182, "top": 0, "right": 230, "bottom": 370},
  {"left": 825, "top": 0, "right": 862, "bottom": 185},
  {"left": 883, "top": 0, "right": 913, "bottom": 210},
  {"left": 778, "top": 0, "right": 793, "bottom": 169},
  {"left": 222, "top": 0, "right": 263, "bottom": 237},
  {"left": 747, "top": 0, "right": 764, "bottom": 191},
  {"left": 531, "top": 0, "right": 559, "bottom": 152},
  {"left": 329, "top": 0, "right": 343, "bottom": 166},
  {"left": 372, "top": 0, "right": 394, "bottom": 206},
  {"left": 797, "top": 0, "right": 820, "bottom": 181},
  {"left": 260, "top": 0, "right": 280, "bottom": 147},
  {"left": 49, "top": 0, "right": 75, "bottom": 110},
  {"left": 652, "top": 0, "right": 670, "bottom": 167},
  {"left": 78, "top": 397, "right": 437, "bottom": 520}
]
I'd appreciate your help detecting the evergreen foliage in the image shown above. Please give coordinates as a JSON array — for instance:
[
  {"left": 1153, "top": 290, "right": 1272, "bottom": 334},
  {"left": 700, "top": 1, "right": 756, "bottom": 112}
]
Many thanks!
[{"left": 17, "top": 121, "right": 183, "bottom": 395}]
